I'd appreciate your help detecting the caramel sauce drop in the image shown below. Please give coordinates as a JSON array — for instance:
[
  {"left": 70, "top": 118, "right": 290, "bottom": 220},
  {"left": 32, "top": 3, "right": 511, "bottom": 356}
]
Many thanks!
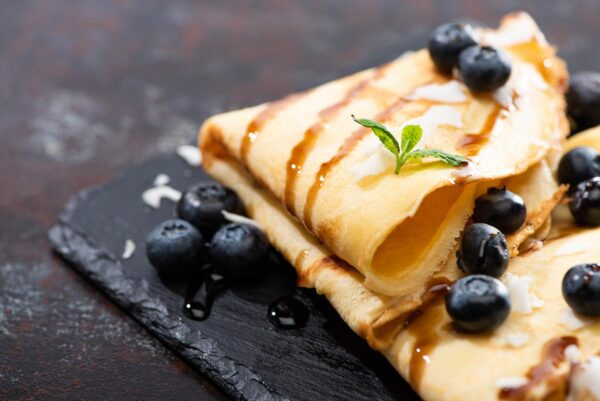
[
  {"left": 499, "top": 336, "right": 578, "bottom": 400},
  {"left": 284, "top": 125, "right": 322, "bottom": 214},
  {"left": 293, "top": 249, "right": 310, "bottom": 268}
]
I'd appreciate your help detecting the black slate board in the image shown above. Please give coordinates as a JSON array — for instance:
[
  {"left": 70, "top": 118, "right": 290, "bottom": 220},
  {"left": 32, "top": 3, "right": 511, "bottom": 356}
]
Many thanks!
[{"left": 49, "top": 153, "right": 420, "bottom": 401}]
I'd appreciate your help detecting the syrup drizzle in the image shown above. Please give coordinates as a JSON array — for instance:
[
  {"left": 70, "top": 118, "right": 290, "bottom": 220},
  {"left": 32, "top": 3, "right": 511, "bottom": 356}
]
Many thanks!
[
  {"left": 283, "top": 66, "right": 391, "bottom": 215},
  {"left": 458, "top": 105, "right": 503, "bottom": 157},
  {"left": 182, "top": 270, "right": 229, "bottom": 321},
  {"left": 240, "top": 93, "right": 303, "bottom": 166},
  {"left": 284, "top": 123, "right": 326, "bottom": 214},
  {"left": 404, "top": 278, "right": 452, "bottom": 391},
  {"left": 267, "top": 297, "right": 309, "bottom": 330},
  {"left": 283, "top": 79, "right": 374, "bottom": 214},
  {"left": 302, "top": 97, "right": 410, "bottom": 231},
  {"left": 499, "top": 336, "right": 578, "bottom": 400}
]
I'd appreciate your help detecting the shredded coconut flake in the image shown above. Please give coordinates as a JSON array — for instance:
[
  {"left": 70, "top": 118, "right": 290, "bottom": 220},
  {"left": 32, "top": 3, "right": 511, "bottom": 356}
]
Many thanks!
[
  {"left": 555, "top": 242, "right": 587, "bottom": 257},
  {"left": 221, "top": 210, "right": 262, "bottom": 229},
  {"left": 496, "top": 332, "right": 530, "bottom": 348},
  {"left": 350, "top": 149, "right": 393, "bottom": 181},
  {"left": 360, "top": 135, "right": 383, "bottom": 157},
  {"left": 479, "top": 17, "right": 546, "bottom": 47},
  {"left": 122, "top": 239, "right": 136, "bottom": 259},
  {"left": 396, "top": 105, "right": 463, "bottom": 147},
  {"left": 484, "top": 30, "right": 534, "bottom": 47},
  {"left": 568, "top": 356, "right": 600, "bottom": 401},
  {"left": 529, "top": 72, "right": 548, "bottom": 91},
  {"left": 407, "top": 80, "right": 468, "bottom": 103},
  {"left": 401, "top": 105, "right": 463, "bottom": 129},
  {"left": 504, "top": 273, "right": 535, "bottom": 314},
  {"left": 153, "top": 173, "right": 171, "bottom": 187},
  {"left": 529, "top": 294, "right": 545, "bottom": 309},
  {"left": 559, "top": 308, "right": 593, "bottom": 331},
  {"left": 176, "top": 145, "right": 202, "bottom": 166},
  {"left": 142, "top": 185, "right": 182, "bottom": 209},
  {"left": 497, "top": 376, "right": 528, "bottom": 389},
  {"left": 493, "top": 85, "right": 514, "bottom": 109},
  {"left": 565, "top": 344, "right": 581, "bottom": 364},
  {"left": 505, "top": 333, "right": 530, "bottom": 347},
  {"left": 491, "top": 64, "right": 548, "bottom": 109}
]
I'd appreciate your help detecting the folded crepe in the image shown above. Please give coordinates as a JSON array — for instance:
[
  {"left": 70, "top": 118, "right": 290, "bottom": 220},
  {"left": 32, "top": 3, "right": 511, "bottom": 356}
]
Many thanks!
[
  {"left": 198, "top": 12, "right": 582, "bottom": 401},
  {"left": 201, "top": 12, "right": 566, "bottom": 296},
  {"left": 564, "top": 125, "right": 600, "bottom": 153},
  {"left": 386, "top": 225, "right": 600, "bottom": 401}
]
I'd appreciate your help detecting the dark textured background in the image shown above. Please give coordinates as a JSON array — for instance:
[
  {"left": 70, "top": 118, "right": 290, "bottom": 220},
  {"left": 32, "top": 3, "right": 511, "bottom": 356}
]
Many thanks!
[{"left": 1, "top": 1, "right": 599, "bottom": 400}]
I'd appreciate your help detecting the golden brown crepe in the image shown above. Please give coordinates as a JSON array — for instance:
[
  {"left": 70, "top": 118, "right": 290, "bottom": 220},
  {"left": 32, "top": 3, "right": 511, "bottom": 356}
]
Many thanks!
[
  {"left": 564, "top": 125, "right": 600, "bottom": 153},
  {"left": 203, "top": 145, "right": 600, "bottom": 401},
  {"left": 201, "top": 12, "right": 567, "bottom": 297},
  {"left": 385, "top": 226, "right": 600, "bottom": 401},
  {"left": 197, "top": 11, "right": 584, "bottom": 401}
]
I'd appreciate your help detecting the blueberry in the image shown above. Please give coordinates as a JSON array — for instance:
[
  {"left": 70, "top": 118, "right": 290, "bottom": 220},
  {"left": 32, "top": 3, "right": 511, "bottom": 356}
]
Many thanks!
[
  {"left": 458, "top": 45, "right": 511, "bottom": 92},
  {"left": 210, "top": 223, "right": 269, "bottom": 280},
  {"left": 558, "top": 147, "right": 600, "bottom": 192},
  {"left": 457, "top": 223, "right": 509, "bottom": 278},
  {"left": 445, "top": 275, "right": 511, "bottom": 333},
  {"left": 177, "top": 182, "right": 243, "bottom": 234},
  {"left": 427, "top": 22, "right": 478, "bottom": 75},
  {"left": 567, "top": 72, "right": 600, "bottom": 133},
  {"left": 472, "top": 187, "right": 526, "bottom": 234},
  {"left": 562, "top": 264, "right": 600, "bottom": 316},
  {"left": 570, "top": 177, "right": 600, "bottom": 226},
  {"left": 145, "top": 219, "right": 204, "bottom": 276}
]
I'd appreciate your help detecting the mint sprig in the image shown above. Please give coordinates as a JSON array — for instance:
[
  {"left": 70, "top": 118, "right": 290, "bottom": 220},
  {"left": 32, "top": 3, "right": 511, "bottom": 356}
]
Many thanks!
[
  {"left": 351, "top": 116, "right": 402, "bottom": 173},
  {"left": 407, "top": 149, "right": 468, "bottom": 166},
  {"left": 352, "top": 116, "right": 468, "bottom": 174}
]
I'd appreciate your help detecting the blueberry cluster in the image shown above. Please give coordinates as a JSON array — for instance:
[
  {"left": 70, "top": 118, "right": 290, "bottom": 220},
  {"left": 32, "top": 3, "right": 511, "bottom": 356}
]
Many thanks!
[
  {"left": 447, "top": 187, "right": 527, "bottom": 333},
  {"left": 448, "top": 148, "right": 600, "bottom": 327},
  {"left": 558, "top": 148, "right": 600, "bottom": 226},
  {"left": 429, "top": 22, "right": 600, "bottom": 329},
  {"left": 427, "top": 21, "right": 529, "bottom": 334},
  {"left": 428, "top": 23, "right": 511, "bottom": 92},
  {"left": 557, "top": 149, "right": 600, "bottom": 316},
  {"left": 145, "top": 182, "right": 269, "bottom": 280}
]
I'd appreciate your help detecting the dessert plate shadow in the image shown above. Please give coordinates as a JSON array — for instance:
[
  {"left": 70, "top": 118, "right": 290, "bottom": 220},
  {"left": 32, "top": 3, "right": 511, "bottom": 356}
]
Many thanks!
[{"left": 49, "top": 153, "right": 420, "bottom": 401}]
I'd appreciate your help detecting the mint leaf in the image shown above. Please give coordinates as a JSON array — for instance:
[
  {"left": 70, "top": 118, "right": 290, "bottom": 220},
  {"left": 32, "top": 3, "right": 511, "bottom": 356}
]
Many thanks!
[
  {"left": 400, "top": 125, "right": 422, "bottom": 155},
  {"left": 352, "top": 116, "right": 399, "bottom": 154},
  {"left": 407, "top": 149, "right": 468, "bottom": 166},
  {"left": 351, "top": 116, "right": 468, "bottom": 175},
  {"left": 352, "top": 115, "right": 402, "bottom": 173}
]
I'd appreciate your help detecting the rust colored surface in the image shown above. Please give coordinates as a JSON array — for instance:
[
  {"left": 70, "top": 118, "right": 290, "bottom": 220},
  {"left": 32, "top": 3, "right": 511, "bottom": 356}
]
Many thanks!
[{"left": 0, "top": 1, "right": 598, "bottom": 400}]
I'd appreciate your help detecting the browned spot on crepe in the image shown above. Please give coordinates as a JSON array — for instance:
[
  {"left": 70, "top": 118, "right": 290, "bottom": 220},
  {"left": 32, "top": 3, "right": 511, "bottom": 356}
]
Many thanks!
[{"left": 296, "top": 254, "right": 355, "bottom": 287}]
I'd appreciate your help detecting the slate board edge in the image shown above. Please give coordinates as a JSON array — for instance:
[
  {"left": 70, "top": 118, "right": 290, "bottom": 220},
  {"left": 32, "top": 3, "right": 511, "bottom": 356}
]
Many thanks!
[{"left": 48, "top": 188, "right": 290, "bottom": 401}]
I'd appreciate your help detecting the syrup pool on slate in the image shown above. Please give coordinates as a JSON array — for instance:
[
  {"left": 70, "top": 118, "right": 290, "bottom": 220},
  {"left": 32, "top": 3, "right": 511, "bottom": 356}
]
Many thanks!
[
  {"left": 183, "top": 270, "right": 228, "bottom": 321},
  {"left": 268, "top": 297, "right": 309, "bottom": 329}
]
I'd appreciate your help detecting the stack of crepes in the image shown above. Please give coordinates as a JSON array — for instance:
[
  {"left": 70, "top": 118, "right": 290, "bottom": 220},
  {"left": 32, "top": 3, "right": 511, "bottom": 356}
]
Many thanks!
[{"left": 199, "top": 12, "right": 600, "bottom": 401}]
